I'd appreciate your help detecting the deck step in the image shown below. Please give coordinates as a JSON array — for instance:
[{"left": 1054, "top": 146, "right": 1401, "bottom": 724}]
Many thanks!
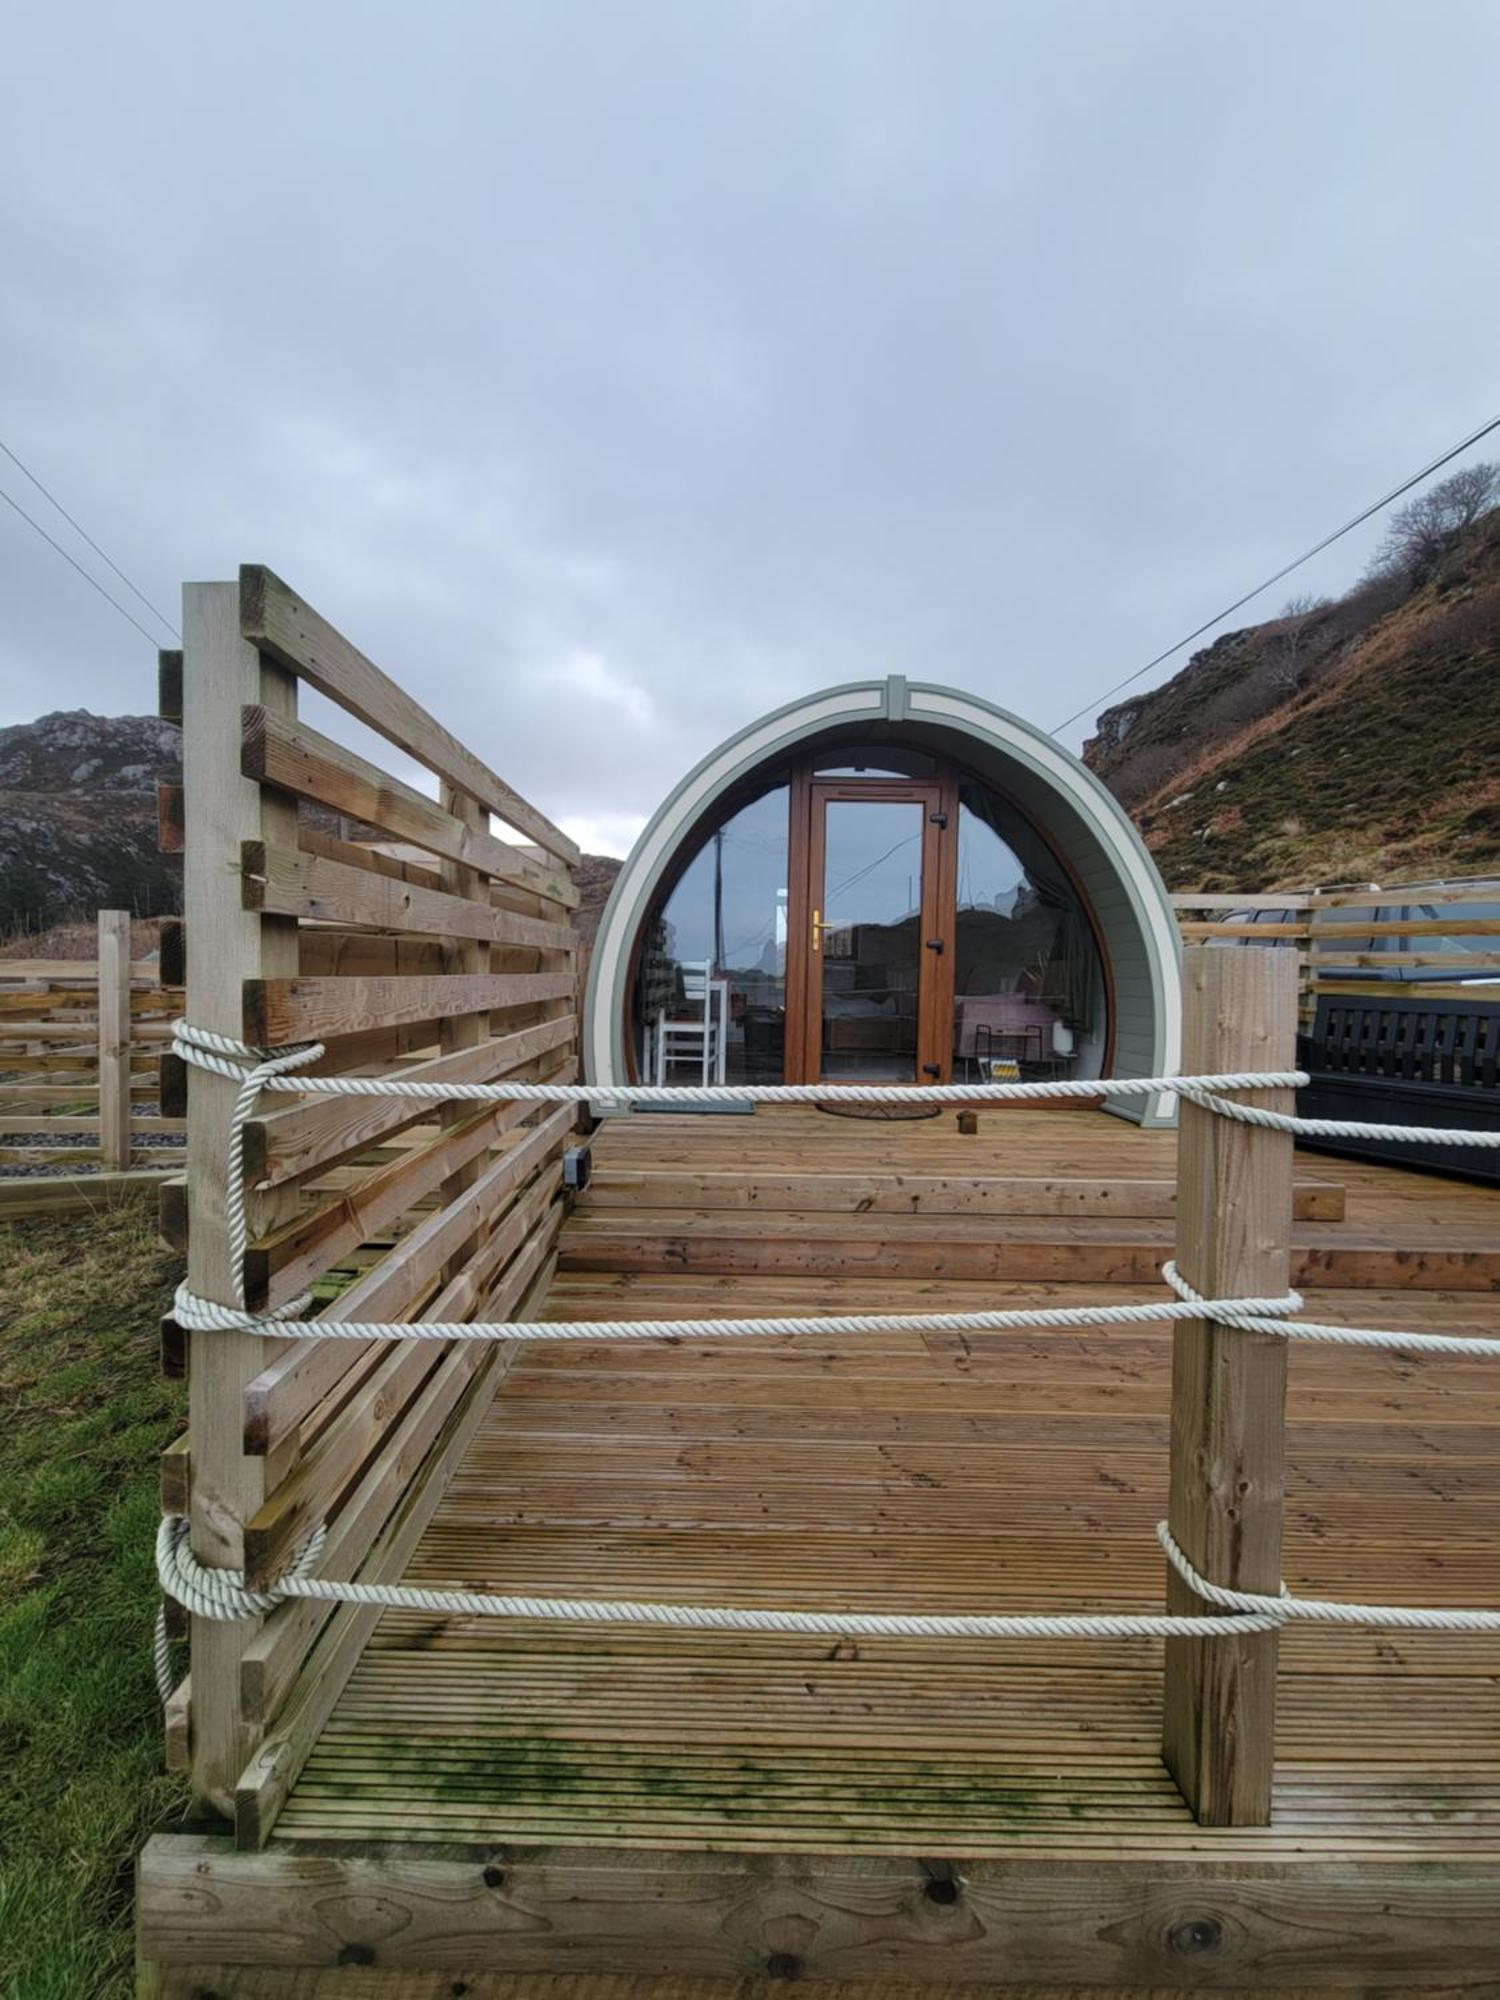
[
  {"left": 560, "top": 1209, "right": 1500, "bottom": 1290},
  {"left": 582, "top": 1167, "right": 1347, "bottom": 1221}
]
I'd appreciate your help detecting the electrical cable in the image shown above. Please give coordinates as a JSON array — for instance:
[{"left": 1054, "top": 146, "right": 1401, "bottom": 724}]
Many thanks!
[{"left": 1050, "top": 411, "right": 1500, "bottom": 737}]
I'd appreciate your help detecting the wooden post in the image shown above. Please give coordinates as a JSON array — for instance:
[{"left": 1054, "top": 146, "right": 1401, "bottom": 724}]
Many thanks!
[
  {"left": 1162, "top": 944, "right": 1298, "bottom": 1826},
  {"left": 97, "top": 908, "right": 131, "bottom": 1169},
  {"left": 183, "top": 583, "right": 301, "bottom": 1815}
]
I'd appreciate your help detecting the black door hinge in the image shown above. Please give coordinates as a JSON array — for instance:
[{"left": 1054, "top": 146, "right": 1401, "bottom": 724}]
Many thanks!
[
  {"left": 925, "top": 937, "right": 945, "bottom": 953},
  {"left": 921, "top": 1063, "right": 941, "bottom": 1077},
  {"left": 929, "top": 811, "right": 949, "bottom": 827}
]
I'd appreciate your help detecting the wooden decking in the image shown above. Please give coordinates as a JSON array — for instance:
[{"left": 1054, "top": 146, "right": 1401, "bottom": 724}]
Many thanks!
[{"left": 276, "top": 1107, "right": 1500, "bottom": 1865}]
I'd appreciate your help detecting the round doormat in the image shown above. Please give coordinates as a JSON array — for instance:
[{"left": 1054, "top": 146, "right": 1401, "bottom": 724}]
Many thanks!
[{"left": 813, "top": 1100, "right": 942, "bottom": 1121}]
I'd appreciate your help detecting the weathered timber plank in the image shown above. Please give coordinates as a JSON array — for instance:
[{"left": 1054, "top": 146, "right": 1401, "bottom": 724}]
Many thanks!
[
  {"left": 243, "top": 704, "right": 573, "bottom": 900},
  {"left": 160, "top": 1433, "right": 192, "bottom": 1516},
  {"left": 295, "top": 933, "right": 448, "bottom": 981},
  {"left": 245, "top": 971, "right": 573, "bottom": 1043},
  {"left": 244, "top": 1094, "right": 560, "bottom": 1310},
  {"left": 135, "top": 1971, "right": 1468, "bottom": 2000},
  {"left": 97, "top": 908, "right": 131, "bottom": 1169},
  {"left": 244, "top": 1110, "right": 574, "bottom": 1455},
  {"left": 298, "top": 822, "right": 446, "bottom": 894},
  {"left": 239, "top": 568, "right": 578, "bottom": 864},
  {"left": 582, "top": 1169, "right": 1344, "bottom": 1222},
  {"left": 136, "top": 1835, "right": 1500, "bottom": 1985},
  {"left": 244, "top": 840, "right": 575, "bottom": 951},
  {"left": 162, "top": 1674, "right": 190, "bottom": 1773},
  {"left": 234, "top": 1247, "right": 559, "bottom": 1847},
  {"left": 239, "top": 1248, "right": 557, "bottom": 1740},
  {"left": 157, "top": 646, "right": 184, "bottom": 722},
  {"left": 181, "top": 579, "right": 302, "bottom": 1815},
  {"left": 247, "top": 1018, "right": 576, "bottom": 1185},
  {"left": 157, "top": 781, "right": 185, "bottom": 852},
  {"left": 243, "top": 1344, "right": 447, "bottom": 1590}
]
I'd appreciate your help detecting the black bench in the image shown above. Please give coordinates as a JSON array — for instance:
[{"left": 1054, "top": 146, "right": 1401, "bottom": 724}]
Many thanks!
[{"left": 1296, "top": 993, "right": 1500, "bottom": 1186}]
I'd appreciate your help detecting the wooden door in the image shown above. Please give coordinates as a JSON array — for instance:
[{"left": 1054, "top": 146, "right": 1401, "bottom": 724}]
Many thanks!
[{"left": 789, "top": 777, "right": 954, "bottom": 1083}]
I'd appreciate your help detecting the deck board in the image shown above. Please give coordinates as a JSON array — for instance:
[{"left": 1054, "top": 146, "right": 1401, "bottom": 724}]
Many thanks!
[{"left": 280, "top": 1108, "right": 1500, "bottom": 1860}]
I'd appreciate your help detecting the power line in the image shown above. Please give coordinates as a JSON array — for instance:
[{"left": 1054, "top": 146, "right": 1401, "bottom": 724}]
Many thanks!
[
  {"left": 0, "top": 481, "right": 165, "bottom": 649},
  {"left": 0, "top": 435, "right": 179, "bottom": 642},
  {"left": 1050, "top": 411, "right": 1500, "bottom": 739}
]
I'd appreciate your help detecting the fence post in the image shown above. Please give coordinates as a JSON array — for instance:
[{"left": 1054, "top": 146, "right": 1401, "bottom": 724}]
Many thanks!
[
  {"left": 182, "top": 582, "right": 301, "bottom": 1815},
  {"left": 1161, "top": 943, "right": 1299, "bottom": 1825},
  {"left": 97, "top": 909, "right": 132, "bottom": 1170}
]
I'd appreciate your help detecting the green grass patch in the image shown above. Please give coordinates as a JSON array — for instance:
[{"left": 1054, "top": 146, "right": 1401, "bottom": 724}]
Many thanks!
[{"left": 0, "top": 1201, "right": 185, "bottom": 1999}]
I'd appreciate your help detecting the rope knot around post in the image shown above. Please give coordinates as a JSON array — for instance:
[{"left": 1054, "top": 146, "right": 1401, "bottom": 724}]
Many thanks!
[{"left": 156, "top": 1514, "right": 328, "bottom": 1625}]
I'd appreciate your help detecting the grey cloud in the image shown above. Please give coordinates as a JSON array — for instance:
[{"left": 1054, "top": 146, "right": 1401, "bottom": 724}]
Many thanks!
[{"left": 2, "top": 0, "right": 1497, "bottom": 848}]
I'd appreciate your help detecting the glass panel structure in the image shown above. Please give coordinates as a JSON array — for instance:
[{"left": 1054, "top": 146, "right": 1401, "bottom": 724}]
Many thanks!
[
  {"left": 627, "top": 760, "right": 1111, "bottom": 1087},
  {"left": 816, "top": 798, "right": 925, "bottom": 1081},
  {"left": 633, "top": 783, "right": 790, "bottom": 1084},
  {"left": 952, "top": 785, "right": 1106, "bottom": 1082}
]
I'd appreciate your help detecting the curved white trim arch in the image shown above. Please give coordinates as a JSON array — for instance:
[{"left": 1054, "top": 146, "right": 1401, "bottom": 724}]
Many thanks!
[{"left": 583, "top": 679, "right": 1181, "bottom": 1123}]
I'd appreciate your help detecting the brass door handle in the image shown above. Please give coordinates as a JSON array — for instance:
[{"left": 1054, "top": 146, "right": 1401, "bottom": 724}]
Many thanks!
[{"left": 811, "top": 908, "right": 824, "bottom": 952}]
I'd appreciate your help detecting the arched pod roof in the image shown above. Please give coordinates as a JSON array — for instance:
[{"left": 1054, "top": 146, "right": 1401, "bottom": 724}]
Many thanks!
[{"left": 583, "top": 677, "right": 1181, "bottom": 1123}]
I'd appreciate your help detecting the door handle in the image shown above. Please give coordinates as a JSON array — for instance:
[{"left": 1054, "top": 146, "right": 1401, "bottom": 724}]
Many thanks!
[{"left": 811, "top": 908, "right": 823, "bottom": 953}]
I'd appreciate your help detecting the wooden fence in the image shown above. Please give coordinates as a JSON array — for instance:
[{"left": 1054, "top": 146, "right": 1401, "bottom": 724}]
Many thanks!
[
  {"left": 158, "top": 568, "right": 582, "bottom": 1837},
  {"left": 1173, "top": 884, "right": 1500, "bottom": 1023},
  {"left": 0, "top": 911, "right": 184, "bottom": 1212}
]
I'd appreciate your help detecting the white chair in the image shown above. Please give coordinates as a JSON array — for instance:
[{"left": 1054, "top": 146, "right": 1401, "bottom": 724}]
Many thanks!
[{"left": 654, "top": 961, "right": 728, "bottom": 1085}]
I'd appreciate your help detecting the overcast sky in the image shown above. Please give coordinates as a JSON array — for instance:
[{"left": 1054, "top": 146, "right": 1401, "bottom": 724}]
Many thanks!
[{"left": 2, "top": 2, "right": 1497, "bottom": 855}]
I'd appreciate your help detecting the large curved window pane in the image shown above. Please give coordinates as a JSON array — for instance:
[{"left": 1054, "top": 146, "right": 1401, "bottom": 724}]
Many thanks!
[
  {"left": 633, "top": 784, "right": 790, "bottom": 1083},
  {"left": 953, "top": 786, "right": 1106, "bottom": 1081}
]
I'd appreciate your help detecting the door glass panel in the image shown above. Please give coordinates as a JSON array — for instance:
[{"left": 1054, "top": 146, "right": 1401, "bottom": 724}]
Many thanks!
[
  {"left": 818, "top": 799, "right": 924, "bottom": 1080},
  {"left": 953, "top": 786, "right": 1106, "bottom": 1081}
]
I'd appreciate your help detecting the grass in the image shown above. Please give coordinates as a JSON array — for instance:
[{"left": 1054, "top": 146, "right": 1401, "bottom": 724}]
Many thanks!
[{"left": 0, "top": 1199, "right": 185, "bottom": 1999}]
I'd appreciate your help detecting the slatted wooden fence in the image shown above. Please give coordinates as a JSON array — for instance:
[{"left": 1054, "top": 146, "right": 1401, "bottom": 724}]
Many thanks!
[
  {"left": 157, "top": 568, "right": 582, "bottom": 1839},
  {"left": 0, "top": 910, "right": 184, "bottom": 1212},
  {"left": 1173, "top": 884, "right": 1500, "bottom": 1023}
]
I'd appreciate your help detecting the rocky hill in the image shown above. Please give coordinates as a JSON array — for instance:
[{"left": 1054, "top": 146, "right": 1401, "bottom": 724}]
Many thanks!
[
  {"left": 0, "top": 710, "right": 181, "bottom": 936},
  {"left": 0, "top": 705, "right": 628, "bottom": 949},
  {"left": 1084, "top": 507, "right": 1500, "bottom": 891}
]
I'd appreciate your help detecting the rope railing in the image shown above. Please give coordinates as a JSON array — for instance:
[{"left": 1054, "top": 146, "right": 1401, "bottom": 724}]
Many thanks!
[{"left": 155, "top": 1017, "right": 1500, "bottom": 1701}]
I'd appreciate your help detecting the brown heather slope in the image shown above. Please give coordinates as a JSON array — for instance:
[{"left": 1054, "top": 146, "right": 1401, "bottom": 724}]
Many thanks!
[{"left": 1084, "top": 511, "right": 1500, "bottom": 891}]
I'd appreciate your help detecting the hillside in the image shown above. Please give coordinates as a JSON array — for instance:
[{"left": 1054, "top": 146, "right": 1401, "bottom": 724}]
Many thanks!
[
  {"left": 1084, "top": 509, "right": 1500, "bottom": 891},
  {"left": 0, "top": 711, "right": 181, "bottom": 936},
  {"left": 0, "top": 705, "right": 626, "bottom": 951}
]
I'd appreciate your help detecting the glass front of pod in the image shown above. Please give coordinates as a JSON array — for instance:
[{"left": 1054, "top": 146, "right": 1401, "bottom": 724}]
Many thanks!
[
  {"left": 633, "top": 783, "right": 792, "bottom": 1086},
  {"left": 629, "top": 769, "right": 1108, "bottom": 1087},
  {"left": 951, "top": 784, "right": 1107, "bottom": 1084}
]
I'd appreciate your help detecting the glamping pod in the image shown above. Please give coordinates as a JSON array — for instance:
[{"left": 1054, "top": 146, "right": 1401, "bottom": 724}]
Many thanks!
[{"left": 584, "top": 677, "right": 1182, "bottom": 1121}]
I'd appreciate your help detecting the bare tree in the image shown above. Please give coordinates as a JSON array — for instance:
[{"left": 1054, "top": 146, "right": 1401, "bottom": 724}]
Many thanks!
[
  {"left": 1264, "top": 592, "right": 1330, "bottom": 694},
  {"left": 1363, "top": 460, "right": 1500, "bottom": 588}
]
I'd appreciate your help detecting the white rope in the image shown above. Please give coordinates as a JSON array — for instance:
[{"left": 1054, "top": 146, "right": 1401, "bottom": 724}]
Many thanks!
[
  {"left": 152, "top": 1603, "right": 174, "bottom": 1706},
  {"left": 172, "top": 1017, "right": 1499, "bottom": 1138},
  {"left": 169, "top": 1265, "right": 1304, "bottom": 1344},
  {"left": 169, "top": 1262, "right": 1500, "bottom": 1365},
  {"left": 153, "top": 1515, "right": 1280, "bottom": 1639},
  {"left": 1177, "top": 1079, "right": 1500, "bottom": 1148},
  {"left": 172, "top": 1021, "right": 1305, "bottom": 1110},
  {"left": 157, "top": 1020, "right": 1500, "bottom": 1680},
  {"left": 1162, "top": 1262, "right": 1500, "bottom": 1359},
  {"left": 172, "top": 1025, "right": 323, "bottom": 1307},
  {"left": 1157, "top": 1523, "right": 1500, "bottom": 1632},
  {"left": 155, "top": 1514, "right": 1500, "bottom": 1640}
]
